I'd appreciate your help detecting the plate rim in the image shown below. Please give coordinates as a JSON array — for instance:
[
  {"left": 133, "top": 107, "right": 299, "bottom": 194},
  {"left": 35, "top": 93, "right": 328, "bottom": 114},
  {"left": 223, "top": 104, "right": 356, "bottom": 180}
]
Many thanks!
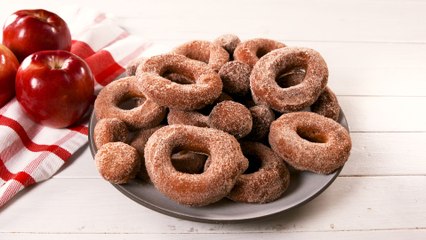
[{"left": 88, "top": 110, "right": 348, "bottom": 223}]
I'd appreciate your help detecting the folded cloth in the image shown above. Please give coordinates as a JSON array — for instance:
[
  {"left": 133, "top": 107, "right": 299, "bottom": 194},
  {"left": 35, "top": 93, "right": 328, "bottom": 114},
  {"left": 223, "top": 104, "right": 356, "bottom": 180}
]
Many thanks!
[{"left": 0, "top": 7, "right": 152, "bottom": 207}]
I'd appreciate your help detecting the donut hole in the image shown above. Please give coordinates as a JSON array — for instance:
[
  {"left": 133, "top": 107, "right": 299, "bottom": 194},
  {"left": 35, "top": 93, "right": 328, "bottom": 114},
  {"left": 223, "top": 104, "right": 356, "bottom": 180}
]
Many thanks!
[
  {"left": 296, "top": 126, "right": 327, "bottom": 143},
  {"left": 256, "top": 47, "right": 270, "bottom": 59},
  {"left": 198, "top": 93, "right": 233, "bottom": 116},
  {"left": 170, "top": 148, "right": 209, "bottom": 174},
  {"left": 276, "top": 68, "right": 306, "bottom": 88},
  {"left": 208, "top": 101, "right": 253, "bottom": 139},
  {"left": 118, "top": 96, "right": 145, "bottom": 110},
  {"left": 160, "top": 67, "right": 195, "bottom": 85},
  {"left": 243, "top": 153, "right": 262, "bottom": 174}
]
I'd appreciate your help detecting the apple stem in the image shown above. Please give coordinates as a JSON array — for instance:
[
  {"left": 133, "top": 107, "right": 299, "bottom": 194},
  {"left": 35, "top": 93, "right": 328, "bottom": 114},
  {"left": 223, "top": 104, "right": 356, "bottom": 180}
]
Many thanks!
[
  {"left": 47, "top": 56, "right": 64, "bottom": 70},
  {"left": 34, "top": 11, "right": 48, "bottom": 22}
]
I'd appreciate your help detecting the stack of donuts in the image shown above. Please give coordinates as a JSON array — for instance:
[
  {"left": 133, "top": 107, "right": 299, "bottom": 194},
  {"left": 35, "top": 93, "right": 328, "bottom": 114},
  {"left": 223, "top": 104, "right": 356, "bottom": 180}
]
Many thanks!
[{"left": 93, "top": 35, "right": 352, "bottom": 207}]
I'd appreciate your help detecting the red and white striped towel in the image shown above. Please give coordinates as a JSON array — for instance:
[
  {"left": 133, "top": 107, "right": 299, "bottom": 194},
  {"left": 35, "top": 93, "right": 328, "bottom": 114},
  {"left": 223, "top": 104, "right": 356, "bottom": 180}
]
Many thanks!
[{"left": 0, "top": 7, "right": 152, "bottom": 207}]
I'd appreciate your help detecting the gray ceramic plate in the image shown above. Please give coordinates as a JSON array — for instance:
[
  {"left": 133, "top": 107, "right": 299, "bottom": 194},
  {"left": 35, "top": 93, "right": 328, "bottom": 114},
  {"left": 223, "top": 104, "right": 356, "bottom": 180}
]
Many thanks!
[{"left": 89, "top": 110, "right": 348, "bottom": 223}]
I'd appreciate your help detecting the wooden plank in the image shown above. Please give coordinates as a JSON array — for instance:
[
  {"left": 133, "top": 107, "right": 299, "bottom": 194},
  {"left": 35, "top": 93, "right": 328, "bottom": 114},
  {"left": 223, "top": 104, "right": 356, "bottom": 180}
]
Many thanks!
[
  {"left": 2, "top": 3, "right": 426, "bottom": 97},
  {"left": 1, "top": 177, "right": 425, "bottom": 233},
  {"left": 342, "top": 132, "right": 426, "bottom": 176},
  {"left": 1, "top": 0, "right": 426, "bottom": 43},
  {"left": 0, "top": 0, "right": 423, "bottom": 239},
  {"left": 339, "top": 96, "right": 426, "bottom": 132},
  {"left": 111, "top": 0, "right": 426, "bottom": 43},
  {"left": 1, "top": 230, "right": 426, "bottom": 240},
  {"left": 294, "top": 42, "right": 426, "bottom": 97}
]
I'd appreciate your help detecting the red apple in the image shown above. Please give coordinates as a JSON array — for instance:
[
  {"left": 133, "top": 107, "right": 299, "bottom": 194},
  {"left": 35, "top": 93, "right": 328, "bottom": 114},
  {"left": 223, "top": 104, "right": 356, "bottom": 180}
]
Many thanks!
[
  {"left": 16, "top": 50, "right": 94, "bottom": 128},
  {"left": 2, "top": 9, "right": 72, "bottom": 62},
  {"left": 0, "top": 44, "right": 20, "bottom": 107}
]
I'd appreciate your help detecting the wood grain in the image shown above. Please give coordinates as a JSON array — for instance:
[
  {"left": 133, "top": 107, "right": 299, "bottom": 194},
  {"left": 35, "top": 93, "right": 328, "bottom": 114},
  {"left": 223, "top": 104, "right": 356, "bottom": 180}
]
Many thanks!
[
  {"left": 0, "top": 0, "right": 425, "bottom": 238},
  {"left": 1, "top": 0, "right": 426, "bottom": 43},
  {"left": 2, "top": 230, "right": 426, "bottom": 240},
  {"left": 0, "top": 177, "right": 425, "bottom": 233}
]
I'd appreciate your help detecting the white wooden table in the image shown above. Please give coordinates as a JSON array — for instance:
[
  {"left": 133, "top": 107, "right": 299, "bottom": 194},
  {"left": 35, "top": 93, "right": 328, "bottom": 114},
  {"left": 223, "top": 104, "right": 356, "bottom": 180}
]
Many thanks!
[{"left": 1, "top": 0, "right": 425, "bottom": 239}]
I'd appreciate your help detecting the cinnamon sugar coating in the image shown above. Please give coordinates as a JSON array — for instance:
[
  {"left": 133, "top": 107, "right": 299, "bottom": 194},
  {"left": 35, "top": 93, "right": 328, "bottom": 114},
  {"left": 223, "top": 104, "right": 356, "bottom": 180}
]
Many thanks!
[
  {"left": 167, "top": 92, "right": 232, "bottom": 127},
  {"left": 198, "top": 92, "right": 233, "bottom": 114},
  {"left": 311, "top": 87, "right": 340, "bottom": 121},
  {"left": 269, "top": 112, "right": 351, "bottom": 174},
  {"left": 126, "top": 57, "right": 147, "bottom": 76},
  {"left": 228, "top": 141, "right": 290, "bottom": 203},
  {"left": 277, "top": 69, "right": 340, "bottom": 120},
  {"left": 246, "top": 105, "right": 275, "bottom": 141},
  {"left": 208, "top": 101, "right": 253, "bottom": 139},
  {"left": 144, "top": 125, "right": 248, "bottom": 206},
  {"left": 234, "top": 38, "right": 286, "bottom": 67},
  {"left": 219, "top": 61, "right": 252, "bottom": 97},
  {"left": 95, "top": 142, "right": 141, "bottom": 184},
  {"left": 94, "top": 76, "right": 166, "bottom": 130},
  {"left": 213, "top": 34, "right": 241, "bottom": 55},
  {"left": 94, "top": 118, "right": 129, "bottom": 149},
  {"left": 167, "top": 109, "right": 209, "bottom": 127},
  {"left": 130, "top": 125, "right": 164, "bottom": 181},
  {"left": 136, "top": 54, "right": 223, "bottom": 111},
  {"left": 250, "top": 47, "right": 328, "bottom": 113},
  {"left": 172, "top": 40, "right": 229, "bottom": 72}
]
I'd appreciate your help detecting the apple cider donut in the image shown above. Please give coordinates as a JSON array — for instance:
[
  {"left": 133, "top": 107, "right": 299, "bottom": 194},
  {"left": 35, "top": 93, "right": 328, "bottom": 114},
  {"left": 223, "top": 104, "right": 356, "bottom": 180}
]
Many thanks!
[
  {"left": 167, "top": 92, "right": 232, "bottom": 127},
  {"left": 208, "top": 100, "right": 253, "bottom": 139},
  {"left": 172, "top": 40, "right": 229, "bottom": 72},
  {"left": 228, "top": 142, "right": 290, "bottom": 203},
  {"left": 277, "top": 69, "right": 340, "bottom": 120},
  {"left": 269, "top": 112, "right": 351, "bottom": 174},
  {"left": 311, "top": 87, "right": 340, "bottom": 121},
  {"left": 95, "top": 142, "right": 141, "bottom": 184},
  {"left": 137, "top": 54, "right": 223, "bottom": 111},
  {"left": 233, "top": 38, "right": 286, "bottom": 67},
  {"left": 94, "top": 118, "right": 129, "bottom": 149},
  {"left": 218, "top": 61, "right": 252, "bottom": 97},
  {"left": 213, "top": 34, "right": 241, "bottom": 55},
  {"left": 94, "top": 76, "right": 166, "bottom": 129},
  {"left": 250, "top": 47, "right": 328, "bottom": 113},
  {"left": 130, "top": 125, "right": 207, "bottom": 181},
  {"left": 144, "top": 125, "right": 248, "bottom": 206}
]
